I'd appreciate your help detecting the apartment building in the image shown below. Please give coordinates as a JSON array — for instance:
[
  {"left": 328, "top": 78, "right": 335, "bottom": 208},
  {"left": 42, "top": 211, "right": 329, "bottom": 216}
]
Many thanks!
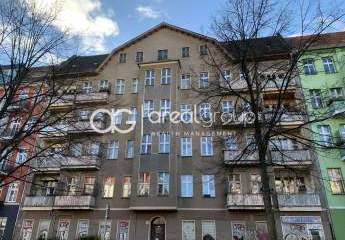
[
  {"left": 290, "top": 32, "right": 345, "bottom": 240},
  {"left": 0, "top": 66, "right": 48, "bottom": 239},
  {"left": 15, "top": 23, "right": 331, "bottom": 240}
]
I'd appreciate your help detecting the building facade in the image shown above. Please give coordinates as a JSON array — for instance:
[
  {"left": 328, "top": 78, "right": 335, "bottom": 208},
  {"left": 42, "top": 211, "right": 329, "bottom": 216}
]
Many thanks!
[
  {"left": 14, "top": 23, "right": 332, "bottom": 240},
  {"left": 296, "top": 32, "right": 345, "bottom": 240}
]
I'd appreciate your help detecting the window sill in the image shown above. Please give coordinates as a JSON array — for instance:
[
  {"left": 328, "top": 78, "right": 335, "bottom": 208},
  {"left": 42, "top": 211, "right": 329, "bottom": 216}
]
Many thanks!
[{"left": 181, "top": 155, "right": 193, "bottom": 157}]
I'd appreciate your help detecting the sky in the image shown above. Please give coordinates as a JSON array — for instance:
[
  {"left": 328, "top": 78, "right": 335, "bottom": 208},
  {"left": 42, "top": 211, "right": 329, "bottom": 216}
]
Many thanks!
[{"left": 30, "top": 0, "right": 345, "bottom": 56}]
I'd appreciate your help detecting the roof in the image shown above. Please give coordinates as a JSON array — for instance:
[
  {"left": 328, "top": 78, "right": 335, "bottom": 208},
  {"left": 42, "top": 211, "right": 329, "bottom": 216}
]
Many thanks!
[
  {"left": 221, "top": 35, "right": 291, "bottom": 60},
  {"left": 58, "top": 54, "right": 108, "bottom": 75},
  {"left": 97, "top": 22, "right": 218, "bottom": 71},
  {"left": 287, "top": 31, "right": 345, "bottom": 50}
]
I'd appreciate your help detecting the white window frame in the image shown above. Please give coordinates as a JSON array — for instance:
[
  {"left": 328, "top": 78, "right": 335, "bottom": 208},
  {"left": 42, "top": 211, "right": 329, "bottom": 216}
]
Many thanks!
[
  {"left": 143, "top": 100, "right": 154, "bottom": 118},
  {"left": 181, "top": 74, "right": 191, "bottom": 89},
  {"left": 199, "top": 72, "right": 209, "bottom": 88},
  {"left": 145, "top": 70, "right": 155, "bottom": 86},
  {"left": 122, "top": 176, "right": 131, "bottom": 198},
  {"left": 202, "top": 175, "right": 215, "bottom": 197},
  {"left": 16, "top": 148, "right": 27, "bottom": 164},
  {"left": 5, "top": 182, "right": 19, "bottom": 202},
  {"left": 303, "top": 59, "right": 316, "bottom": 74},
  {"left": 160, "top": 99, "right": 171, "bottom": 118},
  {"left": 159, "top": 132, "right": 170, "bottom": 153},
  {"left": 157, "top": 172, "right": 170, "bottom": 195},
  {"left": 330, "top": 88, "right": 343, "bottom": 100},
  {"left": 310, "top": 89, "right": 323, "bottom": 108},
  {"left": 114, "top": 111, "right": 123, "bottom": 125},
  {"left": 199, "top": 103, "right": 211, "bottom": 120},
  {"left": 116, "top": 79, "right": 125, "bottom": 95},
  {"left": 182, "top": 220, "right": 195, "bottom": 240},
  {"left": 319, "top": 125, "right": 333, "bottom": 146},
  {"left": 201, "top": 220, "right": 216, "bottom": 239},
  {"left": 131, "top": 79, "right": 139, "bottom": 93},
  {"left": 76, "top": 219, "right": 89, "bottom": 239},
  {"left": 180, "top": 104, "right": 192, "bottom": 123},
  {"left": 228, "top": 174, "right": 241, "bottom": 194},
  {"left": 82, "top": 81, "right": 92, "bottom": 94},
  {"left": 201, "top": 136, "right": 213, "bottom": 156},
  {"left": 181, "top": 137, "right": 192, "bottom": 156},
  {"left": 138, "top": 172, "right": 150, "bottom": 196},
  {"left": 107, "top": 140, "right": 119, "bottom": 160},
  {"left": 181, "top": 175, "right": 193, "bottom": 197},
  {"left": 103, "top": 177, "right": 115, "bottom": 198},
  {"left": 126, "top": 140, "right": 134, "bottom": 159},
  {"left": 323, "top": 57, "right": 336, "bottom": 73},
  {"left": 161, "top": 68, "right": 171, "bottom": 84},
  {"left": 222, "top": 100, "right": 234, "bottom": 113},
  {"left": 141, "top": 134, "right": 152, "bottom": 154},
  {"left": 99, "top": 80, "right": 109, "bottom": 91}
]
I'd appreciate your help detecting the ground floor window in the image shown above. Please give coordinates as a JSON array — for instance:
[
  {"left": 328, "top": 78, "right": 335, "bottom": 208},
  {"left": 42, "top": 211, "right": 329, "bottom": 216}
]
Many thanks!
[
  {"left": 231, "top": 222, "right": 246, "bottom": 240},
  {"left": 0, "top": 218, "right": 6, "bottom": 238},
  {"left": 99, "top": 220, "right": 111, "bottom": 240},
  {"left": 182, "top": 220, "right": 195, "bottom": 240},
  {"left": 77, "top": 219, "right": 89, "bottom": 238},
  {"left": 57, "top": 219, "right": 70, "bottom": 240},
  {"left": 281, "top": 216, "right": 324, "bottom": 240},
  {"left": 201, "top": 220, "right": 216, "bottom": 240},
  {"left": 37, "top": 219, "right": 50, "bottom": 240},
  {"left": 117, "top": 220, "right": 130, "bottom": 240},
  {"left": 21, "top": 219, "right": 34, "bottom": 240}
]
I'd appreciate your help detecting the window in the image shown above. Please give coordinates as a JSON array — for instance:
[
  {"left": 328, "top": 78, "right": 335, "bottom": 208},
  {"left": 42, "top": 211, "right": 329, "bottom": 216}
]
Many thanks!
[
  {"left": 16, "top": 148, "right": 27, "bottom": 164},
  {"left": 222, "top": 100, "right": 234, "bottom": 113},
  {"left": 228, "top": 174, "right": 241, "bottom": 194},
  {"left": 328, "top": 169, "right": 344, "bottom": 194},
  {"left": 122, "top": 176, "right": 131, "bottom": 198},
  {"left": 201, "top": 136, "right": 213, "bottom": 156},
  {"left": 103, "top": 177, "right": 115, "bottom": 198},
  {"left": 181, "top": 74, "right": 191, "bottom": 89},
  {"left": 141, "top": 134, "right": 152, "bottom": 154},
  {"left": 274, "top": 176, "right": 306, "bottom": 193},
  {"left": 160, "top": 99, "right": 171, "bottom": 118},
  {"left": 37, "top": 219, "right": 50, "bottom": 240},
  {"left": 127, "top": 107, "right": 137, "bottom": 123},
  {"left": 21, "top": 219, "right": 34, "bottom": 240},
  {"left": 181, "top": 175, "right": 193, "bottom": 197},
  {"left": 57, "top": 219, "right": 70, "bottom": 240},
  {"left": 116, "top": 79, "right": 125, "bottom": 95},
  {"left": 232, "top": 222, "right": 246, "bottom": 240},
  {"left": 200, "top": 44, "right": 208, "bottom": 56},
  {"left": 131, "top": 79, "right": 139, "bottom": 93},
  {"left": 323, "top": 57, "right": 336, "bottom": 73},
  {"left": 19, "top": 90, "right": 28, "bottom": 105},
  {"left": 158, "top": 49, "right": 168, "bottom": 60},
  {"left": 225, "top": 136, "right": 237, "bottom": 150},
  {"left": 340, "top": 125, "right": 345, "bottom": 141},
  {"left": 310, "top": 89, "right": 323, "bottom": 108},
  {"left": 157, "top": 172, "right": 170, "bottom": 195},
  {"left": 107, "top": 141, "right": 119, "bottom": 160},
  {"left": 119, "top": 53, "right": 126, "bottom": 63},
  {"left": 182, "top": 220, "right": 195, "bottom": 240},
  {"left": 89, "top": 142, "right": 100, "bottom": 156},
  {"left": 318, "top": 125, "right": 333, "bottom": 146},
  {"left": 250, "top": 174, "right": 262, "bottom": 194},
  {"left": 202, "top": 175, "right": 215, "bottom": 197},
  {"left": 77, "top": 220, "right": 89, "bottom": 238},
  {"left": 126, "top": 140, "right": 134, "bottom": 159},
  {"left": 98, "top": 221, "right": 111, "bottom": 240},
  {"left": 136, "top": 51, "right": 143, "bottom": 63},
  {"left": 143, "top": 100, "right": 154, "bottom": 117},
  {"left": 79, "top": 110, "right": 90, "bottom": 120},
  {"left": 82, "top": 81, "right": 92, "bottom": 94},
  {"left": 201, "top": 220, "right": 216, "bottom": 239},
  {"left": 71, "top": 143, "right": 82, "bottom": 157},
  {"left": 330, "top": 88, "right": 343, "bottom": 100},
  {"left": 138, "top": 172, "right": 150, "bottom": 196},
  {"left": 117, "top": 220, "right": 130, "bottom": 240},
  {"left": 5, "top": 182, "right": 19, "bottom": 202},
  {"left": 10, "top": 118, "right": 20, "bottom": 136},
  {"left": 84, "top": 177, "right": 95, "bottom": 195},
  {"left": 303, "top": 59, "right": 316, "bottom": 75},
  {"left": 0, "top": 218, "right": 6, "bottom": 239},
  {"left": 199, "top": 103, "right": 211, "bottom": 120},
  {"left": 182, "top": 47, "right": 190, "bottom": 58},
  {"left": 220, "top": 70, "right": 231, "bottom": 83},
  {"left": 199, "top": 72, "right": 209, "bottom": 88},
  {"left": 161, "top": 68, "right": 171, "bottom": 84},
  {"left": 181, "top": 137, "right": 192, "bottom": 156},
  {"left": 145, "top": 70, "right": 155, "bottom": 86},
  {"left": 99, "top": 80, "right": 109, "bottom": 91},
  {"left": 180, "top": 104, "right": 192, "bottom": 123},
  {"left": 159, "top": 132, "right": 170, "bottom": 153}
]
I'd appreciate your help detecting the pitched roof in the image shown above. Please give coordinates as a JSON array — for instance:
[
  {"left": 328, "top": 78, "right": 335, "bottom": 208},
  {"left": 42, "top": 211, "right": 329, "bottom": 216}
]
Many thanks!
[
  {"left": 286, "top": 31, "right": 345, "bottom": 50},
  {"left": 97, "top": 22, "right": 217, "bottom": 71},
  {"left": 58, "top": 54, "right": 108, "bottom": 75}
]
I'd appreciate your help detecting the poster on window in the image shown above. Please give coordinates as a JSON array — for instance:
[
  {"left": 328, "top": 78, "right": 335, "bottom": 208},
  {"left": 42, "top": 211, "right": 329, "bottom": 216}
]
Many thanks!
[
  {"left": 281, "top": 216, "right": 325, "bottom": 240},
  {"left": 22, "top": 219, "right": 34, "bottom": 240},
  {"left": 99, "top": 220, "right": 111, "bottom": 240},
  {"left": 232, "top": 222, "right": 246, "bottom": 240},
  {"left": 57, "top": 219, "right": 70, "bottom": 240},
  {"left": 117, "top": 220, "right": 129, "bottom": 240},
  {"left": 37, "top": 220, "right": 50, "bottom": 240}
]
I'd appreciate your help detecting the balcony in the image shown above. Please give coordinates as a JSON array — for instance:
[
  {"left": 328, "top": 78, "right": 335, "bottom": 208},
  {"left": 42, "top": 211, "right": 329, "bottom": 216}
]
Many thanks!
[
  {"left": 39, "top": 124, "right": 69, "bottom": 139},
  {"left": 264, "top": 78, "right": 297, "bottom": 91},
  {"left": 54, "top": 195, "right": 95, "bottom": 209},
  {"left": 227, "top": 194, "right": 264, "bottom": 209},
  {"left": 75, "top": 92, "right": 109, "bottom": 104},
  {"left": 23, "top": 196, "right": 54, "bottom": 209},
  {"left": 279, "top": 112, "right": 305, "bottom": 126},
  {"left": 271, "top": 149, "right": 312, "bottom": 165},
  {"left": 69, "top": 120, "right": 105, "bottom": 134},
  {"left": 35, "top": 155, "right": 100, "bottom": 171},
  {"left": 277, "top": 193, "right": 321, "bottom": 209},
  {"left": 329, "top": 100, "right": 345, "bottom": 117},
  {"left": 224, "top": 150, "right": 259, "bottom": 164},
  {"left": 50, "top": 95, "right": 75, "bottom": 109}
]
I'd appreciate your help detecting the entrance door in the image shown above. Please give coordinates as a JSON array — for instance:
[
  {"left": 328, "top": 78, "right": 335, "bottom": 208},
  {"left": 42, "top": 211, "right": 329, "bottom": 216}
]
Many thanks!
[{"left": 150, "top": 217, "right": 165, "bottom": 240}]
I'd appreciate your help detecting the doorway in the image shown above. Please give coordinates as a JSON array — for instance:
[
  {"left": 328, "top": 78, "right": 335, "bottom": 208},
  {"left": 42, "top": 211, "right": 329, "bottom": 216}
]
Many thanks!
[{"left": 150, "top": 217, "right": 165, "bottom": 240}]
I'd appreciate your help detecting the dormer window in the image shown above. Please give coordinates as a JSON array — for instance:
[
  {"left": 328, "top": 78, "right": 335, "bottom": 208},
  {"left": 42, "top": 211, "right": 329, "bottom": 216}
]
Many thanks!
[
  {"left": 158, "top": 50, "right": 168, "bottom": 61},
  {"left": 119, "top": 53, "right": 127, "bottom": 63}
]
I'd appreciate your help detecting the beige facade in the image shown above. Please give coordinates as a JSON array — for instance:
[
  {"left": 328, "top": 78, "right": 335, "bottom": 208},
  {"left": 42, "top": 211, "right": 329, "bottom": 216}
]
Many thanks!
[{"left": 15, "top": 23, "right": 331, "bottom": 240}]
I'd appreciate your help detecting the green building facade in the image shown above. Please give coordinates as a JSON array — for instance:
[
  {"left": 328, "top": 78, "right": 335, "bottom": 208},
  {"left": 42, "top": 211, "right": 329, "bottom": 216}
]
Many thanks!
[{"left": 298, "top": 33, "right": 345, "bottom": 240}]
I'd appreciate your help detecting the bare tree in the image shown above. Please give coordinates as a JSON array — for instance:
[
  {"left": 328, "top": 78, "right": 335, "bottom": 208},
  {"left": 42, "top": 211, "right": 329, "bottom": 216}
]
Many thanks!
[{"left": 190, "top": 0, "right": 345, "bottom": 239}]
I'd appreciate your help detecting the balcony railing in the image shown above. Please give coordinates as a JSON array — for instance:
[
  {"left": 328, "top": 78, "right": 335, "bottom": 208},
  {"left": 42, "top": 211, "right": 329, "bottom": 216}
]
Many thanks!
[
  {"left": 224, "top": 150, "right": 258, "bottom": 164},
  {"left": 271, "top": 149, "right": 312, "bottom": 165},
  {"left": 69, "top": 120, "right": 105, "bottom": 133},
  {"left": 54, "top": 195, "right": 95, "bottom": 209},
  {"left": 75, "top": 92, "right": 109, "bottom": 103},
  {"left": 40, "top": 124, "right": 69, "bottom": 138},
  {"left": 23, "top": 196, "right": 54, "bottom": 208},
  {"left": 227, "top": 194, "right": 264, "bottom": 209},
  {"left": 277, "top": 193, "right": 321, "bottom": 207},
  {"left": 329, "top": 100, "right": 345, "bottom": 117},
  {"left": 35, "top": 155, "right": 100, "bottom": 170},
  {"left": 50, "top": 95, "right": 75, "bottom": 108},
  {"left": 264, "top": 78, "right": 296, "bottom": 90}
]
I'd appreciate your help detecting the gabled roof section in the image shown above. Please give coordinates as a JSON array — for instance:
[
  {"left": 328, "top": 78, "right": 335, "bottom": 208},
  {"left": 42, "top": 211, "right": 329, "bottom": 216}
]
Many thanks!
[
  {"left": 97, "top": 22, "right": 218, "bottom": 71},
  {"left": 58, "top": 54, "right": 108, "bottom": 76}
]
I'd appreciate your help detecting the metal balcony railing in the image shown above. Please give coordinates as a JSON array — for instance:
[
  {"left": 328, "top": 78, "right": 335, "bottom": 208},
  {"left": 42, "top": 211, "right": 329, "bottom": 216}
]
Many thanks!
[
  {"left": 277, "top": 193, "right": 321, "bottom": 207},
  {"left": 227, "top": 194, "right": 264, "bottom": 208},
  {"left": 54, "top": 195, "right": 96, "bottom": 209},
  {"left": 271, "top": 149, "right": 311, "bottom": 164},
  {"left": 75, "top": 92, "right": 109, "bottom": 103},
  {"left": 224, "top": 150, "right": 258, "bottom": 164},
  {"left": 35, "top": 155, "right": 100, "bottom": 170},
  {"left": 23, "top": 196, "right": 54, "bottom": 207}
]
